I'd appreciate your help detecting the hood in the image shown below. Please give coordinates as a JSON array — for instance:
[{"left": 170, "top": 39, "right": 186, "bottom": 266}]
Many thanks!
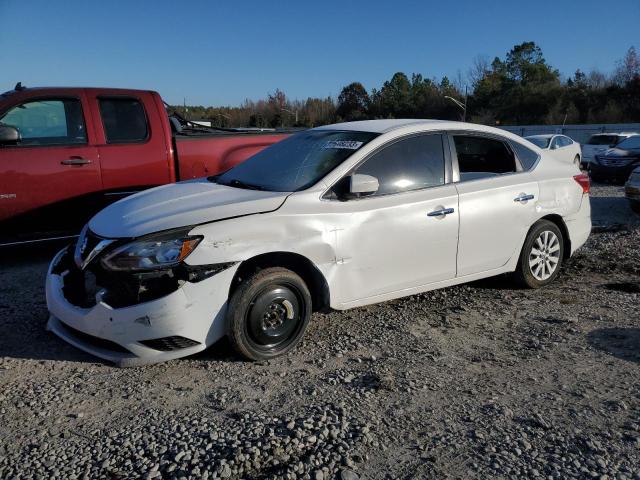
[{"left": 89, "top": 179, "right": 289, "bottom": 238}]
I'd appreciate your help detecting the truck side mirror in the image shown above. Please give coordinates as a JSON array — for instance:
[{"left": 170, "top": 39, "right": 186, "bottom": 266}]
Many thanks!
[{"left": 0, "top": 125, "right": 20, "bottom": 146}]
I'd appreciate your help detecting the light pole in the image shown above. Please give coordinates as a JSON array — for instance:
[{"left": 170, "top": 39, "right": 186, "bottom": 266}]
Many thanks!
[
  {"left": 281, "top": 107, "right": 298, "bottom": 125},
  {"left": 444, "top": 86, "right": 468, "bottom": 122},
  {"left": 215, "top": 112, "right": 231, "bottom": 127}
]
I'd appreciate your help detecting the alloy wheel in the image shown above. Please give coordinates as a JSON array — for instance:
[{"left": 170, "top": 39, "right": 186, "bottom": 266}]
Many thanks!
[{"left": 528, "top": 230, "right": 561, "bottom": 281}]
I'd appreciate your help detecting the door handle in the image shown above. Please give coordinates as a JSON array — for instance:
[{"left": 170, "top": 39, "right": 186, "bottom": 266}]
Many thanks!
[
  {"left": 61, "top": 156, "right": 92, "bottom": 166},
  {"left": 514, "top": 193, "right": 535, "bottom": 203},
  {"left": 428, "top": 207, "right": 455, "bottom": 218}
]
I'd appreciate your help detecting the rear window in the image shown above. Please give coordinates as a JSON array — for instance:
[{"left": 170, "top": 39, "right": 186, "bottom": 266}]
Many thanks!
[
  {"left": 99, "top": 97, "right": 148, "bottom": 143},
  {"left": 525, "top": 136, "right": 550, "bottom": 149},
  {"left": 587, "top": 135, "right": 618, "bottom": 145},
  {"left": 454, "top": 135, "right": 517, "bottom": 181}
]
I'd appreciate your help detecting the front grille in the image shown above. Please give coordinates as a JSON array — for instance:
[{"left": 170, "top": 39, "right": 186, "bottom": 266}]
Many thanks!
[
  {"left": 597, "top": 157, "right": 635, "bottom": 167},
  {"left": 139, "top": 336, "right": 200, "bottom": 351},
  {"left": 58, "top": 321, "right": 131, "bottom": 354}
]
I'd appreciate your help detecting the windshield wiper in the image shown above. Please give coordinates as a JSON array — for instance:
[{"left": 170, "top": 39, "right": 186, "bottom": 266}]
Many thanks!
[{"left": 222, "top": 179, "right": 265, "bottom": 191}]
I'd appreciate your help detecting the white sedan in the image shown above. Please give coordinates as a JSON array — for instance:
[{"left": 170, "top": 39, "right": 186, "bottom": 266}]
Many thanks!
[
  {"left": 525, "top": 134, "right": 582, "bottom": 166},
  {"left": 46, "top": 120, "right": 592, "bottom": 366}
]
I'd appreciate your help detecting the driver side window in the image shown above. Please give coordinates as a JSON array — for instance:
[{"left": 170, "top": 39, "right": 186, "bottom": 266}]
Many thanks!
[
  {"left": 0, "top": 98, "right": 87, "bottom": 146},
  {"left": 353, "top": 133, "right": 445, "bottom": 196}
]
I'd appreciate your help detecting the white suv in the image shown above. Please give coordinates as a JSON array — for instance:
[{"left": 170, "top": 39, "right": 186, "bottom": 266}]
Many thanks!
[{"left": 46, "top": 120, "right": 592, "bottom": 366}]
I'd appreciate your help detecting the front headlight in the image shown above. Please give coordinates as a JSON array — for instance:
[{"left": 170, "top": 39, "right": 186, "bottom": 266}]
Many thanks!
[{"left": 101, "top": 230, "right": 203, "bottom": 271}]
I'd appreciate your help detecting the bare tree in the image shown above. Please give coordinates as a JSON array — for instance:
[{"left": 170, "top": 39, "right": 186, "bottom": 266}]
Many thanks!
[
  {"left": 467, "top": 55, "right": 491, "bottom": 87},
  {"left": 613, "top": 46, "right": 640, "bottom": 85}
]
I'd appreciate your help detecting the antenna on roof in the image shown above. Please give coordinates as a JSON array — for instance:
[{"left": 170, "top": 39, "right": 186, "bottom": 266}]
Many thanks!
[{"left": 14, "top": 82, "right": 25, "bottom": 91}]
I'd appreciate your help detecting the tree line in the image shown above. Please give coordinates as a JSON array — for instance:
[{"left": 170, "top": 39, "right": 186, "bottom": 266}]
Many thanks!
[{"left": 172, "top": 42, "right": 640, "bottom": 128}]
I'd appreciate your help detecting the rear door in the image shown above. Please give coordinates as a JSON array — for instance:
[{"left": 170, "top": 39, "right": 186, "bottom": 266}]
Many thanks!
[
  {"left": 451, "top": 133, "right": 539, "bottom": 276},
  {"left": 0, "top": 92, "right": 101, "bottom": 234},
  {"left": 86, "top": 91, "right": 171, "bottom": 200}
]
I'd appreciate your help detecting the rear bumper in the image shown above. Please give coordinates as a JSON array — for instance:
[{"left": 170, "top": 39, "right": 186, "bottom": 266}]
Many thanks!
[
  {"left": 45, "top": 248, "right": 236, "bottom": 367},
  {"left": 564, "top": 195, "right": 591, "bottom": 256}
]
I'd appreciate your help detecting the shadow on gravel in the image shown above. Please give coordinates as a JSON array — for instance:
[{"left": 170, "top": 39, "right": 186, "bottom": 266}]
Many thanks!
[
  {"left": 590, "top": 195, "right": 640, "bottom": 228},
  {"left": 469, "top": 274, "right": 517, "bottom": 290},
  {"left": 587, "top": 328, "right": 640, "bottom": 364},
  {"left": 602, "top": 282, "right": 640, "bottom": 294}
]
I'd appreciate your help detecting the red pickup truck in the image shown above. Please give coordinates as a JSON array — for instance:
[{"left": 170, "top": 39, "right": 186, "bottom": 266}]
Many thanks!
[{"left": 0, "top": 84, "right": 291, "bottom": 245}]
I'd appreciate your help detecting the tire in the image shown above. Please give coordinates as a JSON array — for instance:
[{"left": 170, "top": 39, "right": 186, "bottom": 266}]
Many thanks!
[
  {"left": 227, "top": 267, "right": 312, "bottom": 361},
  {"left": 513, "top": 220, "right": 564, "bottom": 289},
  {"left": 631, "top": 201, "right": 640, "bottom": 215}
]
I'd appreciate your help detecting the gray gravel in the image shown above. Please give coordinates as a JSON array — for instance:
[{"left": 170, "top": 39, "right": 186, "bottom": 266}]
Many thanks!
[{"left": 0, "top": 183, "right": 639, "bottom": 479}]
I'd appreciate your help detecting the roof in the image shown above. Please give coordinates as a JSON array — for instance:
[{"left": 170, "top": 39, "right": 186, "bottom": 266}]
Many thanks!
[
  {"left": 1, "top": 86, "right": 154, "bottom": 97},
  {"left": 315, "top": 119, "right": 462, "bottom": 133}
]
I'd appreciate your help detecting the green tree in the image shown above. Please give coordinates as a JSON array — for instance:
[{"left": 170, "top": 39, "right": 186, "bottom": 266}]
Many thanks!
[{"left": 336, "top": 82, "right": 370, "bottom": 121}]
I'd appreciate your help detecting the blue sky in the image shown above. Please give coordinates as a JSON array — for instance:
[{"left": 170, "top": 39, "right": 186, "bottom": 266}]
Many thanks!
[{"left": 1, "top": 0, "right": 638, "bottom": 106}]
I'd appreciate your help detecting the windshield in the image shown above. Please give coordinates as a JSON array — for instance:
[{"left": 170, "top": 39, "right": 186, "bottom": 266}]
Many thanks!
[
  {"left": 525, "top": 137, "right": 551, "bottom": 149},
  {"left": 214, "top": 130, "right": 379, "bottom": 192},
  {"left": 615, "top": 136, "right": 640, "bottom": 150},
  {"left": 587, "top": 135, "right": 619, "bottom": 145}
]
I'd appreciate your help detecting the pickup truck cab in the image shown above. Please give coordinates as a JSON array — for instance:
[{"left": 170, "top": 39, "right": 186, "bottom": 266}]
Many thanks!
[{"left": 0, "top": 84, "right": 291, "bottom": 245}]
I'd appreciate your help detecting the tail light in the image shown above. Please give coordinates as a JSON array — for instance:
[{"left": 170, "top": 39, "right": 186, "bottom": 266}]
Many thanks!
[{"left": 573, "top": 173, "right": 590, "bottom": 194}]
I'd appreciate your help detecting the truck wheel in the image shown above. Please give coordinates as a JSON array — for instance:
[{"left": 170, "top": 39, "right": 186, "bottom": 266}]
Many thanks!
[
  {"left": 631, "top": 201, "right": 640, "bottom": 214},
  {"left": 513, "top": 220, "right": 564, "bottom": 289},
  {"left": 227, "top": 267, "right": 312, "bottom": 361}
]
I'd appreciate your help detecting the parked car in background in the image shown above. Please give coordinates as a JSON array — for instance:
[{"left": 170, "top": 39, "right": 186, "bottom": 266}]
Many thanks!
[
  {"left": 590, "top": 135, "right": 640, "bottom": 183},
  {"left": 581, "top": 132, "right": 639, "bottom": 169},
  {"left": 0, "top": 84, "right": 292, "bottom": 245},
  {"left": 524, "top": 134, "right": 582, "bottom": 166},
  {"left": 45, "top": 119, "right": 591, "bottom": 366},
  {"left": 625, "top": 167, "right": 640, "bottom": 214}
]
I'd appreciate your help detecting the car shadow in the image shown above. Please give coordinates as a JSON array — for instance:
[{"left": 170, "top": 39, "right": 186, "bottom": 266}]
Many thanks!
[
  {"left": 587, "top": 327, "right": 640, "bottom": 364},
  {"left": 590, "top": 195, "right": 640, "bottom": 229}
]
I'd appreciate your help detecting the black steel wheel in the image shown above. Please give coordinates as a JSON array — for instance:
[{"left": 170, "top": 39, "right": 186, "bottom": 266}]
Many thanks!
[{"left": 227, "top": 267, "right": 311, "bottom": 360}]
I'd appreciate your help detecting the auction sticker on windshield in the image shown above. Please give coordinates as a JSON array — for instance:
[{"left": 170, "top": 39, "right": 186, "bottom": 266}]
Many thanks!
[{"left": 322, "top": 140, "right": 364, "bottom": 150}]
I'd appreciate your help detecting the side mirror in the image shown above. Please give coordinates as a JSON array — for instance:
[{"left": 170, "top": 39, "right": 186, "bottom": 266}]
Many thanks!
[
  {"left": 550, "top": 143, "right": 558, "bottom": 150},
  {"left": 0, "top": 125, "right": 20, "bottom": 146},
  {"left": 349, "top": 174, "right": 379, "bottom": 195}
]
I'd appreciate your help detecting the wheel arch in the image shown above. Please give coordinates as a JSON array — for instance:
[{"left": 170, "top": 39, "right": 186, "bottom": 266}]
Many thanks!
[
  {"left": 537, "top": 214, "right": 572, "bottom": 260},
  {"left": 229, "top": 251, "right": 331, "bottom": 313}
]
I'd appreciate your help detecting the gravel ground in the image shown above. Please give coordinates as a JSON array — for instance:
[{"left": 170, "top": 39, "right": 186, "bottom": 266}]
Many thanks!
[{"left": 0, "top": 184, "right": 639, "bottom": 480}]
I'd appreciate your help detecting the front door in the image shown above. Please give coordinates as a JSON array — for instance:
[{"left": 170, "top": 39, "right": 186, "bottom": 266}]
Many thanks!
[
  {"left": 0, "top": 95, "right": 101, "bottom": 238},
  {"left": 324, "top": 133, "right": 459, "bottom": 306}
]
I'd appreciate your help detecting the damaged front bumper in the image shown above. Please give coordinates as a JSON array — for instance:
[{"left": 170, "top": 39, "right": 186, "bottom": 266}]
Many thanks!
[{"left": 45, "top": 247, "right": 238, "bottom": 367}]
